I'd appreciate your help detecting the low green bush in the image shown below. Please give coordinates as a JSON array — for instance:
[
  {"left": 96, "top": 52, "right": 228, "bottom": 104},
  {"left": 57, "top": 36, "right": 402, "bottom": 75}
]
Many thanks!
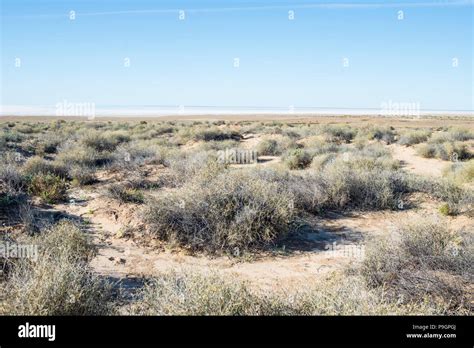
[
  {"left": 282, "top": 149, "right": 313, "bottom": 170},
  {"left": 23, "top": 157, "right": 69, "bottom": 179},
  {"left": 27, "top": 174, "right": 68, "bottom": 203}
]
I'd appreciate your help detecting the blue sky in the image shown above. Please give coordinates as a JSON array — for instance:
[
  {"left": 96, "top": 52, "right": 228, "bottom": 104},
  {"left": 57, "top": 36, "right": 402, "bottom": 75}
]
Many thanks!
[{"left": 1, "top": 0, "right": 473, "bottom": 111}]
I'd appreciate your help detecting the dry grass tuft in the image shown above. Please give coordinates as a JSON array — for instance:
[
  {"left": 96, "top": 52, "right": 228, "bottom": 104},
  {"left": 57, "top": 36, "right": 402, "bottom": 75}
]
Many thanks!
[
  {"left": 0, "top": 221, "right": 114, "bottom": 315},
  {"left": 362, "top": 218, "right": 472, "bottom": 314}
]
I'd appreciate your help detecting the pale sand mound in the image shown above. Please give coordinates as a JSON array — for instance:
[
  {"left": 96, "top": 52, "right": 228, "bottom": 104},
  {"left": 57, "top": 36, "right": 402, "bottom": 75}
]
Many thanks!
[{"left": 390, "top": 144, "right": 448, "bottom": 177}]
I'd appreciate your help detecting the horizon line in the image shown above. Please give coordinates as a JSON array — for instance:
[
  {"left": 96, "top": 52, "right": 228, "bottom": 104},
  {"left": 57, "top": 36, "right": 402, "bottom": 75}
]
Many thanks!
[{"left": 1, "top": 105, "right": 473, "bottom": 117}]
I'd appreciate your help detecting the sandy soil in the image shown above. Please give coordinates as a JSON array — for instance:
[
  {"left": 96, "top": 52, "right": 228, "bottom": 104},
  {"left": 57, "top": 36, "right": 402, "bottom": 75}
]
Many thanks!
[{"left": 390, "top": 144, "right": 448, "bottom": 177}]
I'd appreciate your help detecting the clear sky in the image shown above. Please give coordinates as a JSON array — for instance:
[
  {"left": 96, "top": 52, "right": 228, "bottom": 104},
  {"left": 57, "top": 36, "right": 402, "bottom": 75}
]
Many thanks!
[{"left": 1, "top": 0, "right": 473, "bottom": 111}]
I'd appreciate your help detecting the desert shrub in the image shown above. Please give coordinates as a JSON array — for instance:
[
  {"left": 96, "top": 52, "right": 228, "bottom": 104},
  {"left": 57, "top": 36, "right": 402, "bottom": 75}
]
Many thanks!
[
  {"left": 248, "top": 159, "right": 407, "bottom": 214},
  {"left": 398, "top": 129, "right": 431, "bottom": 146},
  {"left": 81, "top": 130, "right": 129, "bottom": 152},
  {"left": 342, "top": 154, "right": 399, "bottom": 171},
  {"left": 0, "top": 130, "right": 23, "bottom": 144},
  {"left": 440, "top": 142, "right": 471, "bottom": 161},
  {"left": 428, "top": 132, "right": 451, "bottom": 144},
  {"left": 131, "top": 271, "right": 441, "bottom": 316},
  {"left": 310, "top": 153, "right": 336, "bottom": 170},
  {"left": 81, "top": 132, "right": 115, "bottom": 151},
  {"left": 362, "top": 218, "right": 472, "bottom": 313},
  {"left": 365, "top": 126, "right": 396, "bottom": 144},
  {"left": 430, "top": 128, "right": 474, "bottom": 143},
  {"left": 165, "top": 150, "right": 226, "bottom": 185},
  {"left": 172, "top": 127, "right": 194, "bottom": 145},
  {"left": 27, "top": 174, "right": 68, "bottom": 203},
  {"left": 256, "top": 138, "right": 279, "bottom": 156},
  {"left": 132, "top": 272, "right": 263, "bottom": 315},
  {"left": 274, "top": 274, "right": 443, "bottom": 315},
  {"left": 443, "top": 160, "right": 474, "bottom": 185},
  {"left": 256, "top": 136, "right": 296, "bottom": 156},
  {"left": 282, "top": 149, "right": 313, "bottom": 170},
  {"left": 417, "top": 142, "right": 471, "bottom": 161},
  {"left": 69, "top": 165, "right": 97, "bottom": 186},
  {"left": 341, "top": 145, "right": 400, "bottom": 171},
  {"left": 0, "top": 221, "right": 114, "bottom": 315},
  {"left": 289, "top": 158, "right": 408, "bottom": 213},
  {"left": 261, "top": 125, "right": 283, "bottom": 136},
  {"left": 120, "top": 172, "right": 161, "bottom": 190},
  {"left": 0, "top": 135, "right": 6, "bottom": 152},
  {"left": 239, "top": 123, "right": 265, "bottom": 135},
  {"left": 281, "top": 127, "right": 302, "bottom": 139},
  {"left": 353, "top": 137, "right": 369, "bottom": 150},
  {"left": 193, "top": 128, "right": 242, "bottom": 142},
  {"left": 320, "top": 125, "right": 356, "bottom": 143},
  {"left": 15, "top": 125, "right": 35, "bottom": 134},
  {"left": 447, "top": 127, "right": 474, "bottom": 141},
  {"left": 22, "top": 156, "right": 69, "bottom": 179},
  {"left": 109, "top": 143, "right": 164, "bottom": 170},
  {"left": 406, "top": 175, "right": 472, "bottom": 215},
  {"left": 0, "top": 163, "right": 25, "bottom": 206},
  {"left": 106, "top": 183, "right": 144, "bottom": 204},
  {"left": 56, "top": 144, "right": 113, "bottom": 168},
  {"left": 196, "top": 139, "right": 240, "bottom": 152},
  {"left": 105, "top": 130, "right": 131, "bottom": 144},
  {"left": 153, "top": 125, "right": 175, "bottom": 136},
  {"left": 416, "top": 143, "right": 437, "bottom": 158},
  {"left": 144, "top": 169, "right": 296, "bottom": 252},
  {"left": 36, "top": 133, "right": 63, "bottom": 154},
  {"left": 353, "top": 142, "right": 393, "bottom": 158},
  {"left": 303, "top": 136, "right": 341, "bottom": 154},
  {"left": 0, "top": 162, "right": 24, "bottom": 195},
  {"left": 438, "top": 203, "right": 452, "bottom": 216}
]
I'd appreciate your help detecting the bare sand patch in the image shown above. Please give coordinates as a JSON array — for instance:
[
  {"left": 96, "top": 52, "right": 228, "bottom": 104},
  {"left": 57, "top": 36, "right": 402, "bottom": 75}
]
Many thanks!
[{"left": 390, "top": 144, "right": 448, "bottom": 177}]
